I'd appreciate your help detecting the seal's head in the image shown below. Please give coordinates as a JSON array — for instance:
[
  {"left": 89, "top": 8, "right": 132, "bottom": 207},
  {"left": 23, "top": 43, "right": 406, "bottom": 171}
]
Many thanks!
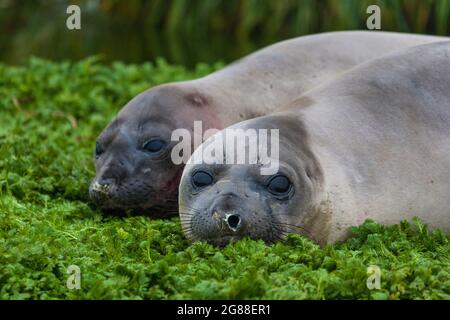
[
  {"left": 90, "top": 84, "right": 220, "bottom": 217},
  {"left": 179, "top": 114, "right": 326, "bottom": 246}
]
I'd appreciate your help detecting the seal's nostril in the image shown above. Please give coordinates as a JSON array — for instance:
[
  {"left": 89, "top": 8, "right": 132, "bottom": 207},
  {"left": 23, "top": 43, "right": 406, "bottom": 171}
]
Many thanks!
[{"left": 226, "top": 214, "right": 241, "bottom": 231}]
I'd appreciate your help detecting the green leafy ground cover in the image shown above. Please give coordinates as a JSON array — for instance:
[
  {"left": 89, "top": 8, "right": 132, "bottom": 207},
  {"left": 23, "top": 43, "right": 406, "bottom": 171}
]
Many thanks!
[{"left": 0, "top": 58, "right": 449, "bottom": 299}]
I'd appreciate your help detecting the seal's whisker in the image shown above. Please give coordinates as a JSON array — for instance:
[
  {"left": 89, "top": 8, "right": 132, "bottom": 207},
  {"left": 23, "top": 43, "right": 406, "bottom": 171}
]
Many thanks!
[
  {"left": 274, "top": 223, "right": 311, "bottom": 236},
  {"left": 271, "top": 225, "right": 290, "bottom": 242},
  {"left": 180, "top": 223, "right": 193, "bottom": 228},
  {"left": 181, "top": 228, "right": 194, "bottom": 236},
  {"left": 179, "top": 211, "right": 195, "bottom": 218},
  {"left": 179, "top": 203, "right": 201, "bottom": 210},
  {"left": 179, "top": 214, "right": 193, "bottom": 218},
  {"left": 179, "top": 210, "right": 197, "bottom": 215},
  {"left": 180, "top": 228, "right": 193, "bottom": 234},
  {"left": 273, "top": 222, "right": 317, "bottom": 243},
  {"left": 181, "top": 224, "right": 193, "bottom": 230},
  {"left": 180, "top": 222, "right": 193, "bottom": 229},
  {"left": 272, "top": 221, "right": 314, "bottom": 238},
  {"left": 181, "top": 229, "right": 197, "bottom": 241},
  {"left": 179, "top": 218, "right": 193, "bottom": 226},
  {"left": 272, "top": 233, "right": 288, "bottom": 242},
  {"left": 179, "top": 204, "right": 202, "bottom": 215},
  {"left": 180, "top": 225, "right": 193, "bottom": 232}
]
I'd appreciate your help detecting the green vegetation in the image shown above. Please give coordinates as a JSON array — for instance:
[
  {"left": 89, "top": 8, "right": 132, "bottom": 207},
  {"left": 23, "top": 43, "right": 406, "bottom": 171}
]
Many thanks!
[{"left": 0, "top": 58, "right": 449, "bottom": 299}]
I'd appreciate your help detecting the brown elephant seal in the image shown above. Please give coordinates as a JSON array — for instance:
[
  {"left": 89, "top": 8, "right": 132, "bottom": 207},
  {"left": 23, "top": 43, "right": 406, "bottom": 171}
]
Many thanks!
[
  {"left": 179, "top": 41, "right": 450, "bottom": 246},
  {"left": 90, "top": 31, "right": 447, "bottom": 216}
]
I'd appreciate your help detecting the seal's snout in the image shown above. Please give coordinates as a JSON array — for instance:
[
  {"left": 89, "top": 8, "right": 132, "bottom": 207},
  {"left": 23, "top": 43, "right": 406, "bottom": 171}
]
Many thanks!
[
  {"left": 225, "top": 213, "right": 242, "bottom": 232},
  {"left": 91, "top": 181, "right": 111, "bottom": 195},
  {"left": 89, "top": 180, "right": 112, "bottom": 205},
  {"left": 185, "top": 196, "right": 275, "bottom": 246}
]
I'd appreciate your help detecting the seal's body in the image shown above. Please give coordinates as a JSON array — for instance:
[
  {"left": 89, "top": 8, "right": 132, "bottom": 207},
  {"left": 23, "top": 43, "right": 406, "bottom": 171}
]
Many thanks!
[
  {"left": 179, "top": 41, "right": 450, "bottom": 245},
  {"left": 90, "top": 31, "right": 447, "bottom": 216}
]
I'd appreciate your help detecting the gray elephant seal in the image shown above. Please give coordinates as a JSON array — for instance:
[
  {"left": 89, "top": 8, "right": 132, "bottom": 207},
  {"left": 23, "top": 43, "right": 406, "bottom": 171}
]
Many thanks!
[
  {"left": 90, "top": 31, "right": 446, "bottom": 216},
  {"left": 179, "top": 41, "right": 450, "bottom": 246}
]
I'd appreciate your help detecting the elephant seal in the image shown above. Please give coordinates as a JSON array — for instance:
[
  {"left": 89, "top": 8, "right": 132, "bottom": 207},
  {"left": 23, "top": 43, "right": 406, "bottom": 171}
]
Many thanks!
[
  {"left": 179, "top": 41, "right": 450, "bottom": 246},
  {"left": 90, "top": 31, "right": 446, "bottom": 216}
]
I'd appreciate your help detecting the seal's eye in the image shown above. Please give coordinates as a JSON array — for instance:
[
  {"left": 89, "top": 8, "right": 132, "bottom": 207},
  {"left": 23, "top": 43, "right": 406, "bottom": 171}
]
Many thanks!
[
  {"left": 192, "top": 170, "right": 214, "bottom": 188},
  {"left": 142, "top": 139, "right": 166, "bottom": 153},
  {"left": 95, "top": 141, "right": 104, "bottom": 159},
  {"left": 267, "top": 175, "right": 292, "bottom": 196}
]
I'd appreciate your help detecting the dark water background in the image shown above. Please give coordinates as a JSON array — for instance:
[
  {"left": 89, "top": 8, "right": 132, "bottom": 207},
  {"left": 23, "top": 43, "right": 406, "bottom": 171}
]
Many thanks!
[{"left": 1, "top": 0, "right": 449, "bottom": 67}]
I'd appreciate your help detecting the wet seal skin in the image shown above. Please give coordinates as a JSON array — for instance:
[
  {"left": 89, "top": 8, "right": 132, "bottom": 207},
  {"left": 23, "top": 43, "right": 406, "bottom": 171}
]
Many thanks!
[
  {"left": 90, "top": 31, "right": 447, "bottom": 217},
  {"left": 179, "top": 42, "right": 450, "bottom": 246}
]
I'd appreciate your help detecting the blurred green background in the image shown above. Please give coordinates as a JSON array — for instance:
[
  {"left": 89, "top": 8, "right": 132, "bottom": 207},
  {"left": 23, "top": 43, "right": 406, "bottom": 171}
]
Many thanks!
[{"left": 1, "top": 0, "right": 449, "bottom": 67}]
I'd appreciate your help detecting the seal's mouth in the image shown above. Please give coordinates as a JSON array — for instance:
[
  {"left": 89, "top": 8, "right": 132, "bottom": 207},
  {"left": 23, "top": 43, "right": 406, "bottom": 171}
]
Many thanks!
[
  {"left": 202, "top": 235, "right": 242, "bottom": 247},
  {"left": 89, "top": 179, "right": 178, "bottom": 217},
  {"left": 89, "top": 181, "right": 111, "bottom": 203},
  {"left": 197, "top": 231, "right": 281, "bottom": 247},
  {"left": 91, "top": 181, "right": 110, "bottom": 194}
]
